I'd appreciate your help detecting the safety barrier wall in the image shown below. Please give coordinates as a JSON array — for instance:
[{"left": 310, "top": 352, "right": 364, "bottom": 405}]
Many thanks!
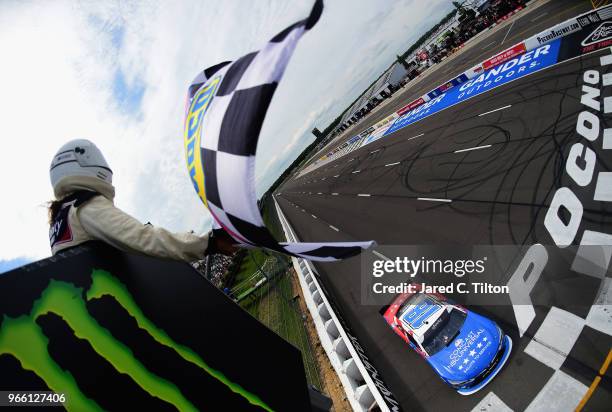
[
  {"left": 273, "top": 199, "right": 401, "bottom": 412},
  {"left": 299, "top": 3, "right": 612, "bottom": 177}
]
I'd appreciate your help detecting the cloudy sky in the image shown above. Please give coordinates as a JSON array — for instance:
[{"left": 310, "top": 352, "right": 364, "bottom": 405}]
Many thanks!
[{"left": 0, "top": 0, "right": 452, "bottom": 270}]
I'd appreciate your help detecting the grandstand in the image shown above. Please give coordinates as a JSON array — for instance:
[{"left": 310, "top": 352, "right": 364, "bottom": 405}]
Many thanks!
[{"left": 335, "top": 62, "right": 409, "bottom": 134}]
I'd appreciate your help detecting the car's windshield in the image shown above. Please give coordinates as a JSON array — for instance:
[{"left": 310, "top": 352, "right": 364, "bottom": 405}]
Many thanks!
[
  {"left": 398, "top": 293, "right": 440, "bottom": 327},
  {"left": 421, "top": 307, "right": 466, "bottom": 356}
]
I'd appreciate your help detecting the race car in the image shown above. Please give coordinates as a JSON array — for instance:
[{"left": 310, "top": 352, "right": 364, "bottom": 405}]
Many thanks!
[{"left": 380, "top": 286, "right": 512, "bottom": 395}]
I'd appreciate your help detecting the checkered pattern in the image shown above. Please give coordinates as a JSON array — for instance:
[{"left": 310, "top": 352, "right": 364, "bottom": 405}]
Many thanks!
[{"left": 185, "top": 0, "right": 374, "bottom": 261}]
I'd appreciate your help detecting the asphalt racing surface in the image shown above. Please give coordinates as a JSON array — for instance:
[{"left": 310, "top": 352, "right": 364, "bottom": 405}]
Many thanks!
[
  {"left": 275, "top": 3, "right": 612, "bottom": 411},
  {"left": 307, "top": 0, "right": 594, "bottom": 163}
]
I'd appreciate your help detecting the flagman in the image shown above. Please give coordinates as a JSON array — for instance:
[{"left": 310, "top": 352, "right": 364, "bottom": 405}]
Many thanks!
[{"left": 48, "top": 139, "right": 236, "bottom": 260}]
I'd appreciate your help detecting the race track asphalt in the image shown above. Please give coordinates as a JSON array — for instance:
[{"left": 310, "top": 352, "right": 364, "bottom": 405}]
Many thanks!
[
  {"left": 275, "top": 9, "right": 612, "bottom": 411},
  {"left": 306, "top": 0, "right": 594, "bottom": 165}
]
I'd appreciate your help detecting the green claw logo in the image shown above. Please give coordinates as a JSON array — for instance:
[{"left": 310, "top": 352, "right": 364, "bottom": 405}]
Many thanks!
[{"left": 0, "top": 270, "right": 272, "bottom": 412}]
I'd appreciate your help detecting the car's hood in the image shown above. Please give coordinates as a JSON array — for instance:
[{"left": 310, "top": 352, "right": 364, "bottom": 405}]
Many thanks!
[{"left": 428, "top": 311, "right": 500, "bottom": 381}]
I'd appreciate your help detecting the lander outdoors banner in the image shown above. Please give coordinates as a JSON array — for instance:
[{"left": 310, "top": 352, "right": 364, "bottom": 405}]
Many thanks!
[{"left": 0, "top": 242, "right": 311, "bottom": 411}]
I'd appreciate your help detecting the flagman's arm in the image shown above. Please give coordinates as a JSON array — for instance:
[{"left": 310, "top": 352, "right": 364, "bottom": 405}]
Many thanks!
[{"left": 78, "top": 196, "right": 236, "bottom": 260}]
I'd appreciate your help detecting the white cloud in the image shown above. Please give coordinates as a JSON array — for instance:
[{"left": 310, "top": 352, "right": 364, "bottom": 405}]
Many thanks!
[
  {"left": 255, "top": 0, "right": 452, "bottom": 193},
  {"left": 0, "top": 0, "right": 451, "bottom": 261}
]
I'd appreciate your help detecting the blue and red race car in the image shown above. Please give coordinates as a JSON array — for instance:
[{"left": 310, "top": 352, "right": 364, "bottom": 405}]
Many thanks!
[{"left": 380, "top": 286, "right": 512, "bottom": 395}]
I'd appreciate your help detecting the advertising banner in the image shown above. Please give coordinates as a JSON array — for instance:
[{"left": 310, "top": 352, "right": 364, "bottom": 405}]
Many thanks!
[
  {"left": 397, "top": 97, "right": 425, "bottom": 115},
  {"left": 0, "top": 243, "right": 311, "bottom": 412},
  {"left": 359, "top": 122, "right": 394, "bottom": 147},
  {"left": 464, "top": 64, "right": 485, "bottom": 79},
  {"left": 577, "top": 11, "right": 601, "bottom": 28},
  {"left": 558, "top": 17, "right": 612, "bottom": 60},
  {"left": 427, "top": 73, "right": 470, "bottom": 99},
  {"left": 374, "top": 113, "right": 399, "bottom": 129},
  {"left": 577, "top": 5, "right": 612, "bottom": 27},
  {"left": 598, "top": 4, "right": 612, "bottom": 21},
  {"left": 385, "top": 40, "right": 561, "bottom": 136},
  {"left": 524, "top": 18, "right": 581, "bottom": 50},
  {"left": 482, "top": 42, "right": 527, "bottom": 70}
]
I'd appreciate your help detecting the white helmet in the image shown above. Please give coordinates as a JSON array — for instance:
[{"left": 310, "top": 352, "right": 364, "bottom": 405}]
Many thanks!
[{"left": 50, "top": 139, "right": 113, "bottom": 194}]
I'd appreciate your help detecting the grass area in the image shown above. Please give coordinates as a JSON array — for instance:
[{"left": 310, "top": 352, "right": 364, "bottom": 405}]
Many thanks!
[
  {"left": 232, "top": 249, "right": 268, "bottom": 287},
  {"left": 225, "top": 200, "right": 322, "bottom": 388},
  {"left": 240, "top": 268, "right": 322, "bottom": 390},
  {"left": 261, "top": 198, "right": 286, "bottom": 242},
  {"left": 241, "top": 273, "right": 322, "bottom": 389}
]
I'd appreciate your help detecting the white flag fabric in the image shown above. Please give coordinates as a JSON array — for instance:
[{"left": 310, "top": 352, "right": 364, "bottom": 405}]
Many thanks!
[{"left": 183, "top": 0, "right": 374, "bottom": 261}]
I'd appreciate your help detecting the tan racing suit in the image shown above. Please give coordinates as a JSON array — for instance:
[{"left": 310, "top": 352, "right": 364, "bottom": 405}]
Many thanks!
[{"left": 49, "top": 175, "right": 209, "bottom": 261}]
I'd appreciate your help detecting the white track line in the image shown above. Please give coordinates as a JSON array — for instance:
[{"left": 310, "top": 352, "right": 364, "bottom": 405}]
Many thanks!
[
  {"left": 333, "top": 175, "right": 339, "bottom": 178},
  {"left": 370, "top": 149, "right": 381, "bottom": 154},
  {"left": 481, "top": 40, "right": 496, "bottom": 49},
  {"left": 300, "top": 48, "right": 609, "bottom": 178},
  {"left": 478, "top": 104, "right": 512, "bottom": 117},
  {"left": 317, "top": 192, "right": 322, "bottom": 195},
  {"left": 407, "top": 132, "right": 425, "bottom": 141},
  {"left": 329, "top": 225, "right": 340, "bottom": 232},
  {"left": 385, "top": 161, "right": 401, "bottom": 167},
  {"left": 501, "top": 20, "right": 515, "bottom": 45},
  {"left": 531, "top": 12, "right": 548, "bottom": 22},
  {"left": 454, "top": 144, "right": 492, "bottom": 154},
  {"left": 331, "top": 193, "right": 339, "bottom": 195},
  {"left": 373, "top": 250, "right": 392, "bottom": 262},
  {"left": 417, "top": 197, "right": 452, "bottom": 202},
  {"left": 352, "top": 170, "right": 361, "bottom": 174},
  {"left": 311, "top": 214, "right": 317, "bottom": 219},
  {"left": 357, "top": 194, "right": 371, "bottom": 197}
]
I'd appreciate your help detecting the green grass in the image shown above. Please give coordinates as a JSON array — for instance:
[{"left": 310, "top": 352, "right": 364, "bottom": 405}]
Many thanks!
[
  {"left": 261, "top": 199, "right": 286, "bottom": 243},
  {"left": 239, "top": 268, "right": 322, "bottom": 390},
  {"left": 228, "top": 201, "right": 322, "bottom": 389},
  {"left": 231, "top": 249, "right": 268, "bottom": 287}
]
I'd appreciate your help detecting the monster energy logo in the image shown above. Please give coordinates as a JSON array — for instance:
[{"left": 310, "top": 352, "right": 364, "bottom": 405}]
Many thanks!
[{"left": 0, "top": 270, "right": 272, "bottom": 411}]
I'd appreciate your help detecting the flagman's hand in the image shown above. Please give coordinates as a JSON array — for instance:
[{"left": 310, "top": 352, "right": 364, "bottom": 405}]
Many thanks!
[{"left": 206, "top": 229, "right": 238, "bottom": 256}]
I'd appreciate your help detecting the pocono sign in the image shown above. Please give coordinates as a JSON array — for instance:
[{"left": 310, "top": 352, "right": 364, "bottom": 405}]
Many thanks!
[{"left": 507, "top": 47, "right": 612, "bottom": 336}]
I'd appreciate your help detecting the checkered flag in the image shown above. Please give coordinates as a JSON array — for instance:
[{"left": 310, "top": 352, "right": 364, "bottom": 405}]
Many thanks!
[{"left": 183, "top": 0, "right": 374, "bottom": 261}]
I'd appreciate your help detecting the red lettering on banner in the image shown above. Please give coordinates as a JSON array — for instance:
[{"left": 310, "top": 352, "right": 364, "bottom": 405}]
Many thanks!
[
  {"left": 439, "top": 82, "right": 453, "bottom": 92},
  {"left": 583, "top": 39, "right": 612, "bottom": 53},
  {"left": 482, "top": 42, "right": 527, "bottom": 70},
  {"left": 397, "top": 98, "right": 425, "bottom": 115}
]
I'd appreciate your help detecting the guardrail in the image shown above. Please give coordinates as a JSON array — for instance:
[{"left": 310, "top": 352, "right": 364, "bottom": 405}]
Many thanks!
[
  {"left": 273, "top": 198, "right": 400, "bottom": 412},
  {"left": 298, "top": 3, "right": 612, "bottom": 177}
]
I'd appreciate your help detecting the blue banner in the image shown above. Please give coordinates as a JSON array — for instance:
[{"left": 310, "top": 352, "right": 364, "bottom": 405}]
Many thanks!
[
  {"left": 427, "top": 73, "right": 470, "bottom": 99},
  {"left": 385, "top": 39, "right": 561, "bottom": 136}
]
